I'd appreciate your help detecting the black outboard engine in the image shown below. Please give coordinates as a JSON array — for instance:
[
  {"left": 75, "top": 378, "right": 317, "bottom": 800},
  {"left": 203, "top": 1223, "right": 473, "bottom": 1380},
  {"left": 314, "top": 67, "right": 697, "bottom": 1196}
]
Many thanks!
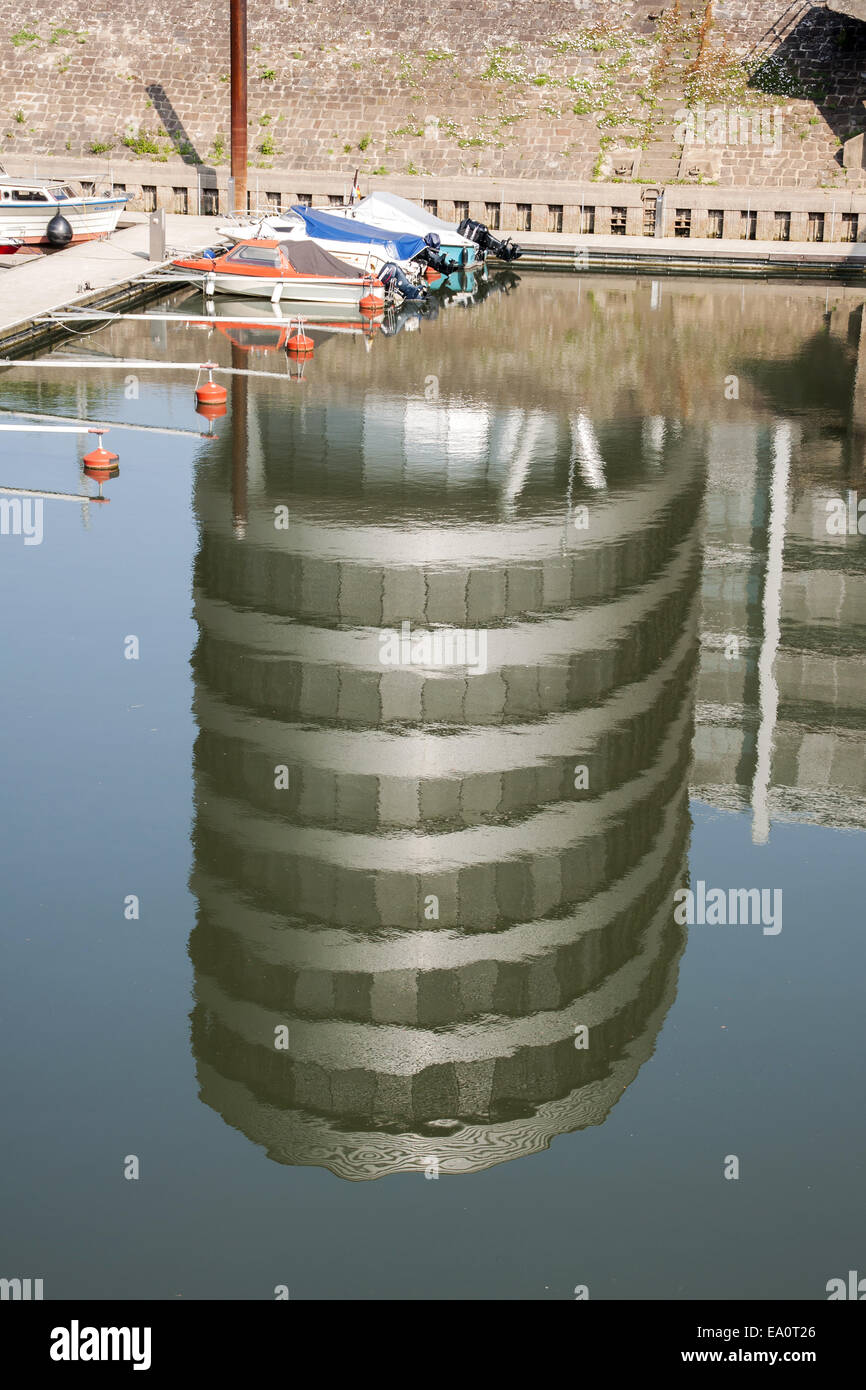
[
  {"left": 378, "top": 261, "right": 427, "bottom": 302},
  {"left": 420, "top": 232, "right": 459, "bottom": 277},
  {"left": 424, "top": 248, "right": 460, "bottom": 276},
  {"left": 457, "top": 217, "right": 523, "bottom": 263}
]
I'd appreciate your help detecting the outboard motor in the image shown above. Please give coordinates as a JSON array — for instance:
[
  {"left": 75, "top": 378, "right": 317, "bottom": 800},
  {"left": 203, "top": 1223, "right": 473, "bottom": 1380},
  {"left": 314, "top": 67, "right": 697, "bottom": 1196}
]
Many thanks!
[
  {"left": 423, "top": 247, "right": 460, "bottom": 276},
  {"left": 457, "top": 217, "right": 523, "bottom": 263},
  {"left": 419, "top": 231, "right": 459, "bottom": 277},
  {"left": 46, "top": 213, "right": 73, "bottom": 248},
  {"left": 378, "top": 261, "right": 427, "bottom": 302}
]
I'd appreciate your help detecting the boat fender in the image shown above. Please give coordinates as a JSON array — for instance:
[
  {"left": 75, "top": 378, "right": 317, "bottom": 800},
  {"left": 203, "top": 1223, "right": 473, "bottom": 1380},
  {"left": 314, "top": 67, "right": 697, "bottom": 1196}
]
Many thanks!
[{"left": 46, "top": 213, "right": 73, "bottom": 248}]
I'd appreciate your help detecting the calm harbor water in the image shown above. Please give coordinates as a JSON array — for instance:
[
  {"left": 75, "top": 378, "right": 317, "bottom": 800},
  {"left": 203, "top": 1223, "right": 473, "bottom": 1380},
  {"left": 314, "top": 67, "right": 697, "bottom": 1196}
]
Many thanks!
[{"left": 1, "top": 271, "right": 864, "bottom": 1300}]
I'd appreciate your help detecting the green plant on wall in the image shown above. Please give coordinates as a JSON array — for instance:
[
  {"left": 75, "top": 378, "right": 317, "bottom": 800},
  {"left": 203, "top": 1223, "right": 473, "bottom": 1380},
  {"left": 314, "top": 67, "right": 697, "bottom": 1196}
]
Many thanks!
[{"left": 121, "top": 128, "right": 161, "bottom": 155}]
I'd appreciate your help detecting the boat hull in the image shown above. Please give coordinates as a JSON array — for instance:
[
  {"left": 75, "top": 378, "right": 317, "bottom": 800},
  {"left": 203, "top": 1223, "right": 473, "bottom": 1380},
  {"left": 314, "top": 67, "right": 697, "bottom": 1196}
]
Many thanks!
[
  {"left": 201, "top": 272, "right": 383, "bottom": 304},
  {"left": 0, "top": 198, "right": 128, "bottom": 246}
]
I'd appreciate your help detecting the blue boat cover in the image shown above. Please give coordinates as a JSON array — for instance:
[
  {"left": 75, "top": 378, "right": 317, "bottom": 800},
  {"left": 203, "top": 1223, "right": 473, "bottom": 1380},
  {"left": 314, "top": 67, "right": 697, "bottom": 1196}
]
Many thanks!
[{"left": 290, "top": 205, "right": 425, "bottom": 262}]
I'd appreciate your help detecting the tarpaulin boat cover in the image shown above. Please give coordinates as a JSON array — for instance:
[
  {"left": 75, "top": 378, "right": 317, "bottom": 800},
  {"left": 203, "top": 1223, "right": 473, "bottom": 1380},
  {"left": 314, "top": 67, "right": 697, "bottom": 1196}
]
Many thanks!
[
  {"left": 283, "top": 239, "right": 365, "bottom": 278},
  {"left": 290, "top": 205, "right": 425, "bottom": 262},
  {"left": 354, "top": 191, "right": 475, "bottom": 247}
]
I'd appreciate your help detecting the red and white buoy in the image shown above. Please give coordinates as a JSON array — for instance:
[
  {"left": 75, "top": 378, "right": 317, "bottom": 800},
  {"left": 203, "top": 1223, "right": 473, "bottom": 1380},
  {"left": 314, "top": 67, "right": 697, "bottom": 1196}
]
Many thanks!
[
  {"left": 359, "top": 276, "right": 384, "bottom": 313},
  {"left": 82, "top": 428, "right": 119, "bottom": 469},
  {"left": 194, "top": 363, "right": 228, "bottom": 408},
  {"left": 286, "top": 317, "right": 314, "bottom": 358}
]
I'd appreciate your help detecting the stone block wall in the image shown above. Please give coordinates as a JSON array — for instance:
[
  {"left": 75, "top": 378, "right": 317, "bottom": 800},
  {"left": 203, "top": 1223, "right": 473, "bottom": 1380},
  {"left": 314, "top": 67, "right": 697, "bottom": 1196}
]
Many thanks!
[{"left": 0, "top": 1, "right": 865, "bottom": 190}]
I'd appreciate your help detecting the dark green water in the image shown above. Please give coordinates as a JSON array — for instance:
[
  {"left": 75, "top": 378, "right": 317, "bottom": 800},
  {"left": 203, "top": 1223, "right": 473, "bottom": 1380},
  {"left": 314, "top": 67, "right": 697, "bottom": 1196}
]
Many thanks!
[{"left": 1, "top": 272, "right": 864, "bottom": 1299}]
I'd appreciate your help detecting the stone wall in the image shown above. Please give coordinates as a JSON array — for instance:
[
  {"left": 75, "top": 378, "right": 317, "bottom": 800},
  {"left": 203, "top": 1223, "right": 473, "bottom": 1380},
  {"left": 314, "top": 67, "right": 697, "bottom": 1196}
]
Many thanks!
[{"left": 1, "top": 1, "right": 865, "bottom": 190}]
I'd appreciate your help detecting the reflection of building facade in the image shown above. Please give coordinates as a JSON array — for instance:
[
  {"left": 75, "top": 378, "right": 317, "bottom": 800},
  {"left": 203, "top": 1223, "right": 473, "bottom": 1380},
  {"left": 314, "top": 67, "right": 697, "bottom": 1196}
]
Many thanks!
[
  {"left": 188, "top": 389, "right": 702, "bottom": 1178},
  {"left": 694, "top": 415, "right": 866, "bottom": 836}
]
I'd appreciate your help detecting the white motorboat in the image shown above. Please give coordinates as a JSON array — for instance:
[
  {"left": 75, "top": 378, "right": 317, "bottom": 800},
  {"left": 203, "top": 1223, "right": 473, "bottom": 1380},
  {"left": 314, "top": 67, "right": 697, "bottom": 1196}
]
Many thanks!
[
  {"left": 216, "top": 204, "right": 428, "bottom": 278},
  {"left": 326, "top": 191, "right": 484, "bottom": 266},
  {"left": 0, "top": 171, "right": 129, "bottom": 247},
  {"left": 172, "top": 238, "right": 385, "bottom": 305}
]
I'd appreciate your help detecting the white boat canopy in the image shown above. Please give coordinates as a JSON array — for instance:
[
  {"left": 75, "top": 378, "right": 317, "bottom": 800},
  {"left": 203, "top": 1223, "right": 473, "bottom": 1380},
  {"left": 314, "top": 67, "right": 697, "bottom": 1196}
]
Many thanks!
[{"left": 342, "top": 192, "right": 478, "bottom": 248}]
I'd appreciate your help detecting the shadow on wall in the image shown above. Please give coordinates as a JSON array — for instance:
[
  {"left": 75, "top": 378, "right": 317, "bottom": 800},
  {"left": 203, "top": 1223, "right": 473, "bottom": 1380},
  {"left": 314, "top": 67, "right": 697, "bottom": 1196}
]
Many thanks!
[
  {"left": 745, "top": 4, "right": 866, "bottom": 161},
  {"left": 146, "top": 81, "right": 218, "bottom": 207}
]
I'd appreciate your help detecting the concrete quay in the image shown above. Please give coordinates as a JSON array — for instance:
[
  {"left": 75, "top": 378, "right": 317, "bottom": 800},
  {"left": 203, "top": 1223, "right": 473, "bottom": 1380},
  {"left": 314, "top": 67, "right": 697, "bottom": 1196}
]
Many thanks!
[
  {"left": 0, "top": 214, "right": 220, "bottom": 357},
  {"left": 506, "top": 231, "right": 866, "bottom": 276}
]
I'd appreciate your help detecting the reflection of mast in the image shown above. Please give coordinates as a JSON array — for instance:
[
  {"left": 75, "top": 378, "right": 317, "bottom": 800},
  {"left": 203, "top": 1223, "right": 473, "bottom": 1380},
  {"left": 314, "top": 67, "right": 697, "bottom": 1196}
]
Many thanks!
[
  {"left": 751, "top": 421, "right": 792, "bottom": 845},
  {"left": 570, "top": 412, "right": 607, "bottom": 491},
  {"left": 230, "top": 343, "right": 248, "bottom": 540}
]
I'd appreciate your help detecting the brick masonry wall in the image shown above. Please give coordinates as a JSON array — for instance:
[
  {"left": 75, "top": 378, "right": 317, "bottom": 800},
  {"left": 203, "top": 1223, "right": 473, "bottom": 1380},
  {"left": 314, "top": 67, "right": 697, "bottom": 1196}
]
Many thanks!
[{"left": 1, "top": 1, "right": 865, "bottom": 190}]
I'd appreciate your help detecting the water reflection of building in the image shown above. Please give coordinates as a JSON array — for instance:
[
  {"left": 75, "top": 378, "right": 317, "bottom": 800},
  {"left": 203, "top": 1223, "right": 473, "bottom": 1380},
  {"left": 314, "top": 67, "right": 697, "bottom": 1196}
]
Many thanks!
[
  {"left": 178, "top": 275, "right": 866, "bottom": 1177},
  {"left": 693, "top": 317, "right": 866, "bottom": 836},
  {"left": 188, "top": 382, "right": 703, "bottom": 1178}
]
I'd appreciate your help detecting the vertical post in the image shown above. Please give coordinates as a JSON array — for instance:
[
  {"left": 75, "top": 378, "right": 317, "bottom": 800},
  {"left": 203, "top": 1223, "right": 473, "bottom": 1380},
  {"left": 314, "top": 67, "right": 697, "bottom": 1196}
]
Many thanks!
[
  {"left": 230, "top": 0, "right": 248, "bottom": 214},
  {"left": 654, "top": 191, "right": 665, "bottom": 238},
  {"left": 148, "top": 208, "right": 166, "bottom": 262}
]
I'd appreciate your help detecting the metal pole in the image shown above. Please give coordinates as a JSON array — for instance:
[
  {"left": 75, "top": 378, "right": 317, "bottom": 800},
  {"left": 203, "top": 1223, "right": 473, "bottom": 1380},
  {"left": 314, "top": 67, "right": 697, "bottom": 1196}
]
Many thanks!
[{"left": 230, "top": 0, "right": 248, "bottom": 214}]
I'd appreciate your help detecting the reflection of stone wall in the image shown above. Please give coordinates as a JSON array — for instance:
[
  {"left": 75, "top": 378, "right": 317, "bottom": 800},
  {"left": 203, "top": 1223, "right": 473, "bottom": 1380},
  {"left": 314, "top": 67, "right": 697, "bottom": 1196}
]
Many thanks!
[
  {"left": 6, "top": 275, "right": 864, "bottom": 439},
  {"left": 188, "top": 398, "right": 701, "bottom": 1178}
]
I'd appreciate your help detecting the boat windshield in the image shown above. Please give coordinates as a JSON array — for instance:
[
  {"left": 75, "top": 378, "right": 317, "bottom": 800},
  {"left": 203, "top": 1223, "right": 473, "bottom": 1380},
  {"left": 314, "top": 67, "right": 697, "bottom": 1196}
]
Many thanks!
[
  {"left": 226, "top": 245, "right": 283, "bottom": 268},
  {"left": 54, "top": 185, "right": 82, "bottom": 200},
  {"left": 3, "top": 187, "right": 50, "bottom": 202}
]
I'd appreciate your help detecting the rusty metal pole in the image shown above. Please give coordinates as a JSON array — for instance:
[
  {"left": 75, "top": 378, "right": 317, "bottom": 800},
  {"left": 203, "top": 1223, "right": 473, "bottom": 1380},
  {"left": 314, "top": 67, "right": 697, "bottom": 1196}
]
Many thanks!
[{"left": 230, "top": 0, "right": 248, "bottom": 213}]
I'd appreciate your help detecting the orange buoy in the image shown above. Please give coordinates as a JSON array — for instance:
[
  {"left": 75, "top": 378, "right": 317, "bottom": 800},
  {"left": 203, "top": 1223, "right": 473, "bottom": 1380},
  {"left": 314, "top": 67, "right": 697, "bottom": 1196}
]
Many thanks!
[
  {"left": 359, "top": 277, "right": 384, "bottom": 312},
  {"left": 286, "top": 317, "right": 314, "bottom": 357},
  {"left": 195, "top": 398, "right": 227, "bottom": 421},
  {"left": 195, "top": 364, "right": 227, "bottom": 406},
  {"left": 83, "top": 429, "right": 119, "bottom": 469},
  {"left": 424, "top": 266, "right": 440, "bottom": 283},
  {"left": 84, "top": 457, "right": 119, "bottom": 482}
]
